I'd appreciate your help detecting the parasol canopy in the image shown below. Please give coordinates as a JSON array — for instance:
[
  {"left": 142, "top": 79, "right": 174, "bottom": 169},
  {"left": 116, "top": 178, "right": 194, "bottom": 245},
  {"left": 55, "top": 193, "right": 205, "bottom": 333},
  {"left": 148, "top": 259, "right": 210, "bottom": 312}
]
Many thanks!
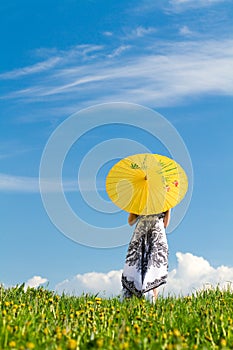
[{"left": 106, "top": 153, "right": 188, "bottom": 215}]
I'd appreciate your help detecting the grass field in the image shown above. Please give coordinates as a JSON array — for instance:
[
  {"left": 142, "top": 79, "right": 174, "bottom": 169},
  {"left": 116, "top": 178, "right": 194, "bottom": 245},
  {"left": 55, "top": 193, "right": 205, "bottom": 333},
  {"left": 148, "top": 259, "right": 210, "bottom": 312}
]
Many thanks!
[{"left": 0, "top": 285, "right": 233, "bottom": 349}]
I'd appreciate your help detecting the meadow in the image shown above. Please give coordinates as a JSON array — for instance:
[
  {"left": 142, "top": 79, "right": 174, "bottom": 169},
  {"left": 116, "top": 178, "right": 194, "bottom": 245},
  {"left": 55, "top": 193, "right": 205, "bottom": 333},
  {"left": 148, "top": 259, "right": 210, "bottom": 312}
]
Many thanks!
[{"left": 0, "top": 285, "right": 233, "bottom": 349}]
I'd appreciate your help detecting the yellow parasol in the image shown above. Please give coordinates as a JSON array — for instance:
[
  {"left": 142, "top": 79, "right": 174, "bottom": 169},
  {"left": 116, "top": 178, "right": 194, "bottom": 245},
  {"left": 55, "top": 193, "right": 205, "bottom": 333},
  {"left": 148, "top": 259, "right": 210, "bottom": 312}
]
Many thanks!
[{"left": 106, "top": 153, "right": 188, "bottom": 215}]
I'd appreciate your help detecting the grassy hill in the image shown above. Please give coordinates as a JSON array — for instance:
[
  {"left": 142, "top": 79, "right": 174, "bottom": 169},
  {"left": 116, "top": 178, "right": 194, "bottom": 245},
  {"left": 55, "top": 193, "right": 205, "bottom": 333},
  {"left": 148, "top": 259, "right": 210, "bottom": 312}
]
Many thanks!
[{"left": 0, "top": 285, "right": 233, "bottom": 349}]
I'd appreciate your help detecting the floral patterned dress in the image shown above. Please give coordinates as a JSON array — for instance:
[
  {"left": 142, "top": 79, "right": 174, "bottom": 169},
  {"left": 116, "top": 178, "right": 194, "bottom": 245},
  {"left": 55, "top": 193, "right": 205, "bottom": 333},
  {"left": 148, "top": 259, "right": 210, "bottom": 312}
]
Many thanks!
[{"left": 122, "top": 213, "right": 168, "bottom": 298}]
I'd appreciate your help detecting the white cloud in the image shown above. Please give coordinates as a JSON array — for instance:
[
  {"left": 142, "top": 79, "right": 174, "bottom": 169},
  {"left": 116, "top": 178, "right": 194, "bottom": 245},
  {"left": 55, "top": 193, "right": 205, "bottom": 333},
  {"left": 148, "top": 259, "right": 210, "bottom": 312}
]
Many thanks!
[
  {"left": 164, "top": 252, "right": 233, "bottom": 296},
  {"left": 24, "top": 276, "right": 48, "bottom": 289},
  {"left": 0, "top": 173, "right": 39, "bottom": 193},
  {"left": 130, "top": 26, "right": 157, "bottom": 38},
  {"left": 133, "top": 0, "right": 226, "bottom": 14},
  {"left": 2, "top": 39, "right": 233, "bottom": 110},
  {"left": 179, "top": 25, "right": 195, "bottom": 36},
  {"left": 103, "top": 31, "right": 113, "bottom": 37},
  {"left": 108, "top": 45, "right": 131, "bottom": 58},
  {"left": 169, "top": 0, "right": 226, "bottom": 10},
  {"left": 55, "top": 270, "right": 123, "bottom": 297},
  {"left": 0, "top": 45, "right": 103, "bottom": 81},
  {"left": 54, "top": 252, "right": 233, "bottom": 298},
  {"left": 0, "top": 173, "right": 78, "bottom": 193},
  {"left": 0, "top": 57, "right": 61, "bottom": 80}
]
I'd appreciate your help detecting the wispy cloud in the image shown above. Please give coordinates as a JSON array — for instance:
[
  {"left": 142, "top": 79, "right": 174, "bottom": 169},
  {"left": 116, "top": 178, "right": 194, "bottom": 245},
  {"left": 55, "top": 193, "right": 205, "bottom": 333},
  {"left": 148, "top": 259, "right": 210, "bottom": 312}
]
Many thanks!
[
  {"left": 128, "top": 26, "right": 157, "bottom": 39},
  {"left": 170, "top": 0, "right": 226, "bottom": 6},
  {"left": 107, "top": 45, "right": 131, "bottom": 58},
  {"left": 0, "top": 45, "right": 104, "bottom": 81},
  {"left": 54, "top": 252, "right": 233, "bottom": 297},
  {"left": 102, "top": 31, "right": 113, "bottom": 37},
  {"left": 168, "top": 0, "right": 228, "bottom": 11},
  {"left": 0, "top": 57, "right": 61, "bottom": 80},
  {"left": 0, "top": 173, "right": 78, "bottom": 193},
  {"left": 179, "top": 25, "right": 195, "bottom": 36},
  {"left": 2, "top": 39, "right": 233, "bottom": 111},
  {"left": 132, "top": 0, "right": 227, "bottom": 14}
]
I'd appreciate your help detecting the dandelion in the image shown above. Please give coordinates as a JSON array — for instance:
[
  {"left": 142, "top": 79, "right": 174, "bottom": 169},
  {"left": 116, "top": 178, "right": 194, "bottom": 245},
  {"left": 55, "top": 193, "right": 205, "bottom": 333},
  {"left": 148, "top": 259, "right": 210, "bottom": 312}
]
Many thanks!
[
  {"left": 95, "top": 297, "right": 102, "bottom": 301},
  {"left": 67, "top": 339, "right": 77, "bottom": 350},
  {"left": 26, "top": 342, "right": 35, "bottom": 349},
  {"left": 220, "top": 339, "right": 227, "bottom": 347},
  {"left": 173, "top": 329, "right": 181, "bottom": 337},
  {"left": 120, "top": 342, "right": 129, "bottom": 349},
  {"left": 44, "top": 327, "right": 49, "bottom": 335},
  {"left": 96, "top": 338, "right": 104, "bottom": 348},
  {"left": 165, "top": 345, "right": 173, "bottom": 350},
  {"left": 125, "top": 326, "right": 130, "bottom": 333},
  {"left": 9, "top": 341, "right": 16, "bottom": 348},
  {"left": 56, "top": 332, "right": 62, "bottom": 340}
]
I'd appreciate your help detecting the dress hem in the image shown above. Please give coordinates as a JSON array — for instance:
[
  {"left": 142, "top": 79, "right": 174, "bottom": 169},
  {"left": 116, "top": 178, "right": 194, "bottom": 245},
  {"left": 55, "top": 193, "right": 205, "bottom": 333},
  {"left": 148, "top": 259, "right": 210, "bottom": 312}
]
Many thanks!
[{"left": 122, "top": 274, "right": 167, "bottom": 298}]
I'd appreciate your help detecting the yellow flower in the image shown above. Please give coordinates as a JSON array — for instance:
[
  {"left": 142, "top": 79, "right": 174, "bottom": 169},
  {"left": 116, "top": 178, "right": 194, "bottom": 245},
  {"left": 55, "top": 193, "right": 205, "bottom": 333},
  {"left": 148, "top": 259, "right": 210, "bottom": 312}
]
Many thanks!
[
  {"left": 96, "top": 338, "right": 104, "bottom": 348},
  {"left": 56, "top": 332, "right": 62, "bottom": 340},
  {"left": 95, "top": 297, "right": 102, "bottom": 301},
  {"left": 166, "top": 345, "right": 173, "bottom": 350},
  {"left": 4, "top": 301, "right": 10, "bottom": 307},
  {"left": 9, "top": 341, "right": 16, "bottom": 348},
  {"left": 44, "top": 327, "right": 49, "bottom": 335},
  {"left": 120, "top": 342, "right": 129, "bottom": 349},
  {"left": 173, "top": 329, "right": 181, "bottom": 337},
  {"left": 26, "top": 342, "right": 35, "bottom": 349},
  {"left": 67, "top": 339, "right": 77, "bottom": 350},
  {"left": 220, "top": 339, "right": 227, "bottom": 347}
]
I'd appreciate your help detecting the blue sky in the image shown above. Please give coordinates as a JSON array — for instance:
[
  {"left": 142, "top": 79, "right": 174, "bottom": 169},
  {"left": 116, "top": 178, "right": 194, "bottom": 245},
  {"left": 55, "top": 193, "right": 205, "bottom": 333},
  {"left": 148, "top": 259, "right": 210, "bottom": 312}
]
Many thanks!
[{"left": 1, "top": 0, "right": 233, "bottom": 295}]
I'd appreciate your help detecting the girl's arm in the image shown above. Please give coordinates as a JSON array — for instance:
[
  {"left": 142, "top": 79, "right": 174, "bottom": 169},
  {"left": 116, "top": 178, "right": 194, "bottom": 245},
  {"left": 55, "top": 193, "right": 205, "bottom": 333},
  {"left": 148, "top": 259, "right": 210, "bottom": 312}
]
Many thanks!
[
  {"left": 128, "top": 213, "right": 138, "bottom": 226},
  {"left": 163, "top": 209, "right": 171, "bottom": 228}
]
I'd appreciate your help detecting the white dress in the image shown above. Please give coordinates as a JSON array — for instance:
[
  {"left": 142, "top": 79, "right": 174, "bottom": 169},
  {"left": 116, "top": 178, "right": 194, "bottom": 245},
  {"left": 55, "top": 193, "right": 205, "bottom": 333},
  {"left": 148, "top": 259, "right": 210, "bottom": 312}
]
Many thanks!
[{"left": 122, "top": 213, "right": 168, "bottom": 298}]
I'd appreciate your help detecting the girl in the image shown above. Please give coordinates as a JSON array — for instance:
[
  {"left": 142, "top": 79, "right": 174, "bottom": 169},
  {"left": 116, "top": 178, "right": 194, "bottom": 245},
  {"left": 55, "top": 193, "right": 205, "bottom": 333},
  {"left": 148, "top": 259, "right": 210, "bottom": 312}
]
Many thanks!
[{"left": 122, "top": 210, "right": 170, "bottom": 301}]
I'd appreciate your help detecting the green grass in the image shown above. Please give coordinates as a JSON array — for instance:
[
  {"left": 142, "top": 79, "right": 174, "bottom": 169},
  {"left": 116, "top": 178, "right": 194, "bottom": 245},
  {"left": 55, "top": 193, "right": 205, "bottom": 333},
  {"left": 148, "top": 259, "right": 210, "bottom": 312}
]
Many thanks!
[{"left": 0, "top": 285, "right": 233, "bottom": 349}]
